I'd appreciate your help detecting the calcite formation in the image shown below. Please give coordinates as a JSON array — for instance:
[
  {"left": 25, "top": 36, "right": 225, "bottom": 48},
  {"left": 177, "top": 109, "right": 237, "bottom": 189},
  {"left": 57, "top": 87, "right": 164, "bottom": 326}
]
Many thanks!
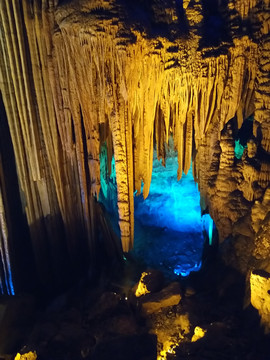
[
  {"left": 0, "top": 0, "right": 270, "bottom": 291},
  {"left": 250, "top": 269, "right": 270, "bottom": 333},
  {"left": 14, "top": 352, "right": 37, "bottom": 360}
]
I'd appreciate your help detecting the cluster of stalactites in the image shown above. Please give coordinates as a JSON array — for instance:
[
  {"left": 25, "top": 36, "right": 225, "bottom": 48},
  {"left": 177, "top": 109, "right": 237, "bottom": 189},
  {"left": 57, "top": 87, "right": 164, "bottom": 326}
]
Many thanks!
[
  {"left": 0, "top": 0, "right": 263, "bottom": 255},
  {"left": 53, "top": 11, "right": 258, "bottom": 249}
]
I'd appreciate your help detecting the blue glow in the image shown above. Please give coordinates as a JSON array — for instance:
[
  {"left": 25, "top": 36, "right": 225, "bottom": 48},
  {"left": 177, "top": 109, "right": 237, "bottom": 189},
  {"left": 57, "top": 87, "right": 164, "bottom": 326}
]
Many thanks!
[
  {"left": 202, "top": 213, "right": 214, "bottom": 246},
  {"left": 174, "top": 261, "right": 202, "bottom": 277},
  {"left": 132, "top": 140, "right": 214, "bottom": 278},
  {"left": 0, "top": 278, "right": 4, "bottom": 294},
  {"left": 209, "top": 217, "right": 213, "bottom": 245},
  {"left": 0, "top": 213, "right": 15, "bottom": 295},
  {"left": 134, "top": 146, "right": 202, "bottom": 233},
  {"left": 234, "top": 115, "right": 253, "bottom": 159},
  {"left": 7, "top": 274, "right": 15, "bottom": 295},
  {"left": 99, "top": 139, "right": 215, "bottom": 279},
  {"left": 3, "top": 258, "right": 15, "bottom": 295},
  {"left": 99, "top": 143, "right": 118, "bottom": 215},
  {"left": 0, "top": 246, "right": 15, "bottom": 295},
  {"left": 234, "top": 139, "right": 246, "bottom": 159}
]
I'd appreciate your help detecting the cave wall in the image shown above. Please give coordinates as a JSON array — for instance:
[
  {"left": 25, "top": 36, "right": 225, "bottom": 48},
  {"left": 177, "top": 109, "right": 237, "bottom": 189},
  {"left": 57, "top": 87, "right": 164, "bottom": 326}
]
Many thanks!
[{"left": 0, "top": 0, "right": 270, "bottom": 292}]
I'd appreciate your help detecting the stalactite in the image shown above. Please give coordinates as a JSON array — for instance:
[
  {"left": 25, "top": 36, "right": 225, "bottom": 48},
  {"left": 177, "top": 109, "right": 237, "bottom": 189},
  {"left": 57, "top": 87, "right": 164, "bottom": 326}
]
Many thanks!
[
  {"left": 2, "top": 0, "right": 261, "bottom": 251},
  {"left": 235, "top": 0, "right": 258, "bottom": 18},
  {"left": 0, "top": 0, "right": 48, "bottom": 284},
  {"left": 0, "top": 0, "right": 270, "bottom": 290},
  {"left": 0, "top": 0, "right": 94, "bottom": 291},
  {"left": 55, "top": 1, "right": 261, "bottom": 249},
  {"left": 254, "top": 1, "right": 270, "bottom": 153}
]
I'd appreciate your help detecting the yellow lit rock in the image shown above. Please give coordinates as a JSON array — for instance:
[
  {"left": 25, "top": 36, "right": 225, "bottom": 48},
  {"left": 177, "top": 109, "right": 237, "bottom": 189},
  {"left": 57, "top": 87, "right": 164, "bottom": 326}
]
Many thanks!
[
  {"left": 174, "top": 313, "right": 190, "bottom": 335},
  {"left": 135, "top": 272, "right": 150, "bottom": 297},
  {"left": 141, "top": 292, "right": 181, "bottom": 315},
  {"left": 191, "top": 326, "right": 207, "bottom": 342},
  {"left": 148, "top": 310, "right": 190, "bottom": 360},
  {"left": 158, "top": 340, "right": 179, "bottom": 360},
  {"left": 140, "top": 282, "right": 181, "bottom": 314},
  {"left": 250, "top": 270, "right": 270, "bottom": 333},
  {"left": 14, "top": 352, "right": 37, "bottom": 360}
]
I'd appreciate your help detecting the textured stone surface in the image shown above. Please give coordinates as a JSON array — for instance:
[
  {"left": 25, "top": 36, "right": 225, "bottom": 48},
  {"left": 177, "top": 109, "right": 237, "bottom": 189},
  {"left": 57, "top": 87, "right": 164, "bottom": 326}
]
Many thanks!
[
  {"left": 14, "top": 352, "right": 37, "bottom": 360},
  {"left": 139, "top": 282, "right": 181, "bottom": 314},
  {"left": 135, "top": 270, "right": 164, "bottom": 298},
  {"left": 250, "top": 270, "right": 270, "bottom": 333},
  {"left": 0, "top": 0, "right": 270, "bottom": 290}
]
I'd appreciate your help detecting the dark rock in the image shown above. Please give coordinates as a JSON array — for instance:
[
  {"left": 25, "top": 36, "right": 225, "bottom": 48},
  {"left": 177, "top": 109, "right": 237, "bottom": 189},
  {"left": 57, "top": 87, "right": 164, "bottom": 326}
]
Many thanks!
[
  {"left": 0, "top": 296, "right": 36, "bottom": 354},
  {"left": 86, "top": 292, "right": 122, "bottom": 321},
  {"left": 139, "top": 270, "right": 164, "bottom": 294},
  {"left": 29, "top": 321, "right": 58, "bottom": 344},
  {"left": 100, "top": 313, "right": 138, "bottom": 335},
  {"left": 46, "top": 294, "right": 68, "bottom": 314},
  {"left": 58, "top": 307, "right": 82, "bottom": 324},
  {"left": 58, "top": 323, "right": 86, "bottom": 341},
  {"left": 92, "top": 334, "right": 157, "bottom": 360}
]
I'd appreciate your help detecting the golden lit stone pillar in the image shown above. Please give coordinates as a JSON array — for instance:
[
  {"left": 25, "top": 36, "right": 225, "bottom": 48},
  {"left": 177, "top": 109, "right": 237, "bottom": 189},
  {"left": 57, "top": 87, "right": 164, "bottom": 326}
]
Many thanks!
[{"left": 110, "top": 102, "right": 134, "bottom": 252}]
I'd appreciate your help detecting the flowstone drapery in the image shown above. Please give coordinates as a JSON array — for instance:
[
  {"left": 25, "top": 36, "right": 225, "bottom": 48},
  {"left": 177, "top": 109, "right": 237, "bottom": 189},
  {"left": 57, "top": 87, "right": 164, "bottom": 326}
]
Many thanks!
[{"left": 0, "top": 0, "right": 270, "bottom": 292}]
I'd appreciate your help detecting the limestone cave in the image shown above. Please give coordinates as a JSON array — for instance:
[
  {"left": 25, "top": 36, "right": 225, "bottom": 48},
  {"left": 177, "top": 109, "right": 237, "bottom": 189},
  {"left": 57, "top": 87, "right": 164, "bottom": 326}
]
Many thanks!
[{"left": 0, "top": 0, "right": 270, "bottom": 359}]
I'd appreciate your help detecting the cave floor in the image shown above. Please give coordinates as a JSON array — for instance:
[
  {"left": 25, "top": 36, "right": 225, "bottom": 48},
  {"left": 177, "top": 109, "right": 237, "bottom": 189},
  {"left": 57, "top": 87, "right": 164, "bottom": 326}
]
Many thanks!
[
  {"left": 1, "top": 254, "right": 270, "bottom": 360},
  {"left": 131, "top": 221, "right": 204, "bottom": 279}
]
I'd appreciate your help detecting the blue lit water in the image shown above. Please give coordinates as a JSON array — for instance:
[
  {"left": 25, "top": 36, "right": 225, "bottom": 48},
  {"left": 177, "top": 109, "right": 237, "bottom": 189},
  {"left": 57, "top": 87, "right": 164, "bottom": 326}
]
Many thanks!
[
  {"left": 132, "top": 146, "right": 213, "bottom": 278},
  {"left": 99, "top": 142, "right": 214, "bottom": 279},
  {"left": 134, "top": 156, "right": 202, "bottom": 233},
  {"left": 131, "top": 222, "right": 204, "bottom": 278}
]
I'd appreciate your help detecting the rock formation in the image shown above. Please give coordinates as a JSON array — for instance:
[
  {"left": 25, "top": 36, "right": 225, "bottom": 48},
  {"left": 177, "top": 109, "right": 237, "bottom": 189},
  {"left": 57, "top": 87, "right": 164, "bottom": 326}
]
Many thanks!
[{"left": 0, "top": 0, "right": 270, "bottom": 300}]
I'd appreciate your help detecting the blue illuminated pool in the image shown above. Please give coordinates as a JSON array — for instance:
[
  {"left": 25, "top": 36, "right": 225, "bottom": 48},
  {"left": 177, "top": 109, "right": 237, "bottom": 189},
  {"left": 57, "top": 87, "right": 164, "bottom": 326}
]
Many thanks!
[
  {"left": 100, "top": 141, "right": 214, "bottom": 279},
  {"left": 132, "top": 144, "right": 213, "bottom": 278}
]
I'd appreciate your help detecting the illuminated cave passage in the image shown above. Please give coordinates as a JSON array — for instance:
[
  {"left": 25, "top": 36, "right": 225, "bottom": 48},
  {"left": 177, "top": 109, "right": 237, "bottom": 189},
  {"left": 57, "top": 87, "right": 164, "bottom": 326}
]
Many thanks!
[
  {"left": 99, "top": 140, "right": 214, "bottom": 278},
  {"left": 132, "top": 150, "right": 211, "bottom": 278},
  {"left": 1, "top": 1, "right": 270, "bottom": 358}
]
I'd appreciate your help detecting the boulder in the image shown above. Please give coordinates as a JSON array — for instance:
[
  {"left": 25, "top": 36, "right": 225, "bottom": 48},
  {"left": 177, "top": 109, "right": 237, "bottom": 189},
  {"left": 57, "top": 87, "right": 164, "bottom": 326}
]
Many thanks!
[
  {"left": 14, "top": 352, "right": 37, "bottom": 360},
  {"left": 134, "top": 270, "right": 164, "bottom": 298},
  {"left": 139, "top": 282, "right": 181, "bottom": 314}
]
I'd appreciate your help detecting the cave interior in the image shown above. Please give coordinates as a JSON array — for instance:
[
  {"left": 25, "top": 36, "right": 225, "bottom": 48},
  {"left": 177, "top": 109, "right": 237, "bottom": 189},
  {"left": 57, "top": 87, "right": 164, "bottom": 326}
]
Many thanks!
[{"left": 0, "top": 0, "right": 270, "bottom": 359}]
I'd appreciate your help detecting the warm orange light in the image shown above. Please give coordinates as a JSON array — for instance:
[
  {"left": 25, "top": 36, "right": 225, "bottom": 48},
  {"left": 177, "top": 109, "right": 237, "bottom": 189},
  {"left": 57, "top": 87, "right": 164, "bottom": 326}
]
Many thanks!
[
  {"left": 14, "top": 351, "right": 37, "bottom": 360},
  {"left": 158, "top": 340, "right": 179, "bottom": 360},
  {"left": 191, "top": 326, "right": 207, "bottom": 342},
  {"left": 135, "top": 272, "right": 151, "bottom": 297}
]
